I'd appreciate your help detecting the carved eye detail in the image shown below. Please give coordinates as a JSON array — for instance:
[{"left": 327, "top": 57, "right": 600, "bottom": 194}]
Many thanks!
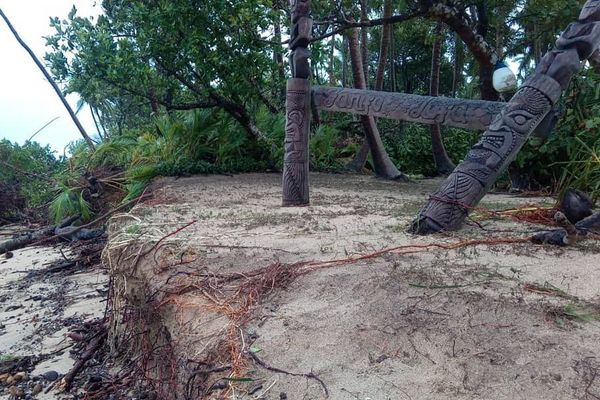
[{"left": 508, "top": 111, "right": 533, "bottom": 126}]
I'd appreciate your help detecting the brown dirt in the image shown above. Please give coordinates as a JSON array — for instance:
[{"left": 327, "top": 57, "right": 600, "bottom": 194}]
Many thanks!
[{"left": 105, "top": 173, "right": 600, "bottom": 400}]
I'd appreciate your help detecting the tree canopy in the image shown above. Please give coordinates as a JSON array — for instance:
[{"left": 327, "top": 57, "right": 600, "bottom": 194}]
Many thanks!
[{"left": 2, "top": 0, "right": 598, "bottom": 222}]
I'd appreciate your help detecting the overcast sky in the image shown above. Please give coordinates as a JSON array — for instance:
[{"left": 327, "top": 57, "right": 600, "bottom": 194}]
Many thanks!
[{"left": 0, "top": 0, "right": 101, "bottom": 154}]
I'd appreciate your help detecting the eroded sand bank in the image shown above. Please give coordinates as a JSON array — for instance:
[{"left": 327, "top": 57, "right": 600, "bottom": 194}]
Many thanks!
[{"left": 105, "top": 173, "right": 600, "bottom": 399}]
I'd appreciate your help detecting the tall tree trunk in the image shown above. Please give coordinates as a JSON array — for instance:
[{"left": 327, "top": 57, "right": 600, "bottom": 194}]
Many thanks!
[
  {"left": 329, "top": 34, "right": 336, "bottom": 86},
  {"left": 273, "top": 9, "right": 286, "bottom": 101},
  {"left": 347, "top": 0, "right": 394, "bottom": 173},
  {"left": 0, "top": 8, "right": 96, "bottom": 151},
  {"left": 475, "top": 3, "right": 498, "bottom": 101},
  {"left": 348, "top": 28, "right": 408, "bottom": 181},
  {"left": 346, "top": 141, "right": 370, "bottom": 172},
  {"left": 429, "top": 21, "right": 456, "bottom": 176},
  {"left": 389, "top": 24, "right": 397, "bottom": 92},
  {"left": 375, "top": 0, "right": 392, "bottom": 91},
  {"left": 360, "top": 0, "right": 369, "bottom": 85},
  {"left": 93, "top": 106, "right": 109, "bottom": 139},
  {"left": 451, "top": 33, "right": 464, "bottom": 98},
  {"left": 90, "top": 105, "right": 104, "bottom": 141},
  {"left": 342, "top": 36, "right": 349, "bottom": 87}
]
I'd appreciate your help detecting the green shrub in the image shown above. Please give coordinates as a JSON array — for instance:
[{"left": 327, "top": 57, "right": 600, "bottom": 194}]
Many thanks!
[
  {"left": 382, "top": 121, "right": 479, "bottom": 176},
  {"left": 0, "top": 140, "right": 61, "bottom": 221}
]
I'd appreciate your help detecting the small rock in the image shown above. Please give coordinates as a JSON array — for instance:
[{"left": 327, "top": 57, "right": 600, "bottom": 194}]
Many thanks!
[
  {"left": 5, "top": 251, "right": 13, "bottom": 259},
  {"left": 5, "top": 305, "right": 23, "bottom": 312},
  {"left": 279, "top": 393, "right": 288, "bottom": 400},
  {"left": 375, "top": 354, "right": 389, "bottom": 364},
  {"left": 14, "top": 371, "right": 28, "bottom": 382},
  {"left": 43, "top": 371, "right": 59, "bottom": 381},
  {"left": 32, "top": 383, "right": 43, "bottom": 395},
  {"left": 552, "top": 373, "right": 562, "bottom": 381},
  {"left": 8, "top": 386, "right": 25, "bottom": 398}
]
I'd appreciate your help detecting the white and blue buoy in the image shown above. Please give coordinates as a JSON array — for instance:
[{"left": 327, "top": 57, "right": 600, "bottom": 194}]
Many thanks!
[{"left": 492, "top": 60, "right": 518, "bottom": 93}]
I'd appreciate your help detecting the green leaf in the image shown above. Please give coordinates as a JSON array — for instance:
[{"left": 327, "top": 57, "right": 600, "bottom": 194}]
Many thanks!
[
  {"left": 249, "top": 346, "right": 262, "bottom": 353},
  {"left": 222, "top": 377, "right": 255, "bottom": 382}
]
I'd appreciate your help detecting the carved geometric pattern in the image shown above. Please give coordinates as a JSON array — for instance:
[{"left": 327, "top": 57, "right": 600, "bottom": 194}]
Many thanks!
[
  {"left": 313, "top": 86, "right": 505, "bottom": 131},
  {"left": 410, "top": 0, "right": 600, "bottom": 234},
  {"left": 282, "top": 79, "right": 311, "bottom": 206}
]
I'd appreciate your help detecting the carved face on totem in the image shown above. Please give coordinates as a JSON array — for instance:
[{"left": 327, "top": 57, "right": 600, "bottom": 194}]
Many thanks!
[
  {"left": 580, "top": 0, "right": 600, "bottom": 21},
  {"left": 290, "top": 0, "right": 310, "bottom": 20}
]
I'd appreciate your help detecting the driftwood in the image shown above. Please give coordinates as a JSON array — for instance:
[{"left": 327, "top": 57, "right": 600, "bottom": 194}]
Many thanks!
[
  {"left": 0, "top": 215, "right": 80, "bottom": 255},
  {"left": 0, "top": 194, "right": 149, "bottom": 255},
  {"left": 59, "top": 330, "right": 107, "bottom": 392}
]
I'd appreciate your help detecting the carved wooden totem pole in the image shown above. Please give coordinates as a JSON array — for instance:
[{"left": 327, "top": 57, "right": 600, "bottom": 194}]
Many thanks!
[
  {"left": 282, "top": 0, "right": 312, "bottom": 206},
  {"left": 410, "top": 0, "right": 600, "bottom": 234}
]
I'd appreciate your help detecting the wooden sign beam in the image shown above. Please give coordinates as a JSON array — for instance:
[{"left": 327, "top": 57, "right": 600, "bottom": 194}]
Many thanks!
[{"left": 312, "top": 86, "right": 505, "bottom": 131}]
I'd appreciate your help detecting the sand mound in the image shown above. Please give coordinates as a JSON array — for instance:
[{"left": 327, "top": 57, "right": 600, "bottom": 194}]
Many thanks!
[{"left": 105, "top": 173, "right": 600, "bottom": 399}]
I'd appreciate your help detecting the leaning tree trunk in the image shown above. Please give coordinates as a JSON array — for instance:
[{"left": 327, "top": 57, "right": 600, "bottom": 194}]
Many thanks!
[
  {"left": 0, "top": 8, "right": 96, "bottom": 150},
  {"left": 375, "top": 0, "right": 393, "bottom": 92},
  {"left": 348, "top": 27, "right": 408, "bottom": 181},
  {"left": 347, "top": 0, "right": 394, "bottom": 173},
  {"left": 429, "top": 21, "right": 456, "bottom": 175},
  {"left": 410, "top": 0, "right": 600, "bottom": 234}
]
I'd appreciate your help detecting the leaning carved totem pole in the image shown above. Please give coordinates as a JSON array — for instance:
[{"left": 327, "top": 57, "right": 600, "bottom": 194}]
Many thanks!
[
  {"left": 281, "top": 0, "right": 600, "bottom": 227},
  {"left": 410, "top": 0, "right": 600, "bottom": 234},
  {"left": 282, "top": 0, "right": 312, "bottom": 206}
]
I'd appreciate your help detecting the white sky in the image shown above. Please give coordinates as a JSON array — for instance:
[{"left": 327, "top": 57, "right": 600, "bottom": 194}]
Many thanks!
[{"left": 0, "top": 0, "right": 101, "bottom": 154}]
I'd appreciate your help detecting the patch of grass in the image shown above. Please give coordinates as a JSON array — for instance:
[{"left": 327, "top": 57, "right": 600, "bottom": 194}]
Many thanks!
[
  {"left": 243, "top": 212, "right": 295, "bottom": 230},
  {"left": 547, "top": 303, "right": 599, "bottom": 328},
  {"left": 0, "top": 354, "right": 17, "bottom": 363},
  {"left": 562, "top": 304, "right": 596, "bottom": 322},
  {"left": 125, "top": 224, "right": 141, "bottom": 235}
]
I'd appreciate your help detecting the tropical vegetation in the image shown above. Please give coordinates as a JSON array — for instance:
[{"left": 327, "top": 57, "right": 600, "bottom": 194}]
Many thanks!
[{"left": 1, "top": 0, "right": 598, "bottom": 223}]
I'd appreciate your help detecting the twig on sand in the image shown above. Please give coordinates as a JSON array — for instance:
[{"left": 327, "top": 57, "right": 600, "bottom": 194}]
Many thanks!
[
  {"left": 202, "top": 244, "right": 297, "bottom": 254},
  {"left": 248, "top": 351, "right": 329, "bottom": 398},
  {"left": 58, "top": 329, "right": 108, "bottom": 392},
  {"left": 408, "top": 281, "right": 491, "bottom": 290}
]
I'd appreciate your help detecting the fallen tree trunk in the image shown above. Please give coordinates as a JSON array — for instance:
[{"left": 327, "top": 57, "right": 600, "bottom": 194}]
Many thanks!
[
  {"left": 0, "top": 215, "right": 80, "bottom": 255},
  {"left": 0, "top": 195, "right": 150, "bottom": 256}
]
